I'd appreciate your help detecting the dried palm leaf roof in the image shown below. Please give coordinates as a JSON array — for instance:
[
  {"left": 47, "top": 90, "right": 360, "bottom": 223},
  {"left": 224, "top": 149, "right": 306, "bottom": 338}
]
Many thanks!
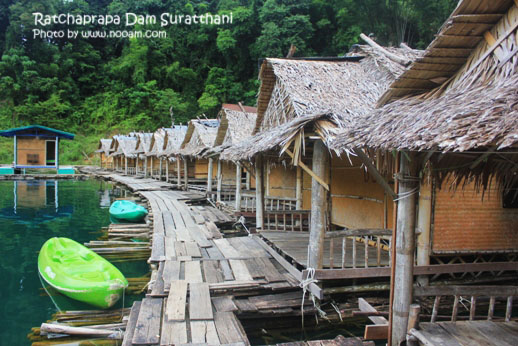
[
  {"left": 179, "top": 119, "right": 219, "bottom": 157},
  {"left": 110, "top": 135, "right": 138, "bottom": 158},
  {"left": 134, "top": 133, "right": 153, "bottom": 158},
  {"left": 214, "top": 104, "right": 257, "bottom": 147},
  {"left": 96, "top": 139, "right": 112, "bottom": 155},
  {"left": 378, "top": 0, "right": 514, "bottom": 106},
  {"left": 220, "top": 44, "right": 421, "bottom": 161},
  {"left": 163, "top": 125, "right": 188, "bottom": 157},
  {"left": 148, "top": 128, "right": 170, "bottom": 157},
  {"left": 331, "top": 0, "right": 518, "bottom": 153}
]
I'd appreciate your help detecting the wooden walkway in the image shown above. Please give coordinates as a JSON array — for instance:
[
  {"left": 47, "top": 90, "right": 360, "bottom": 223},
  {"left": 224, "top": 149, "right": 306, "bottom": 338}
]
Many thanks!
[
  {"left": 260, "top": 231, "right": 390, "bottom": 269},
  {"left": 97, "top": 174, "right": 303, "bottom": 346},
  {"left": 411, "top": 321, "right": 518, "bottom": 346}
]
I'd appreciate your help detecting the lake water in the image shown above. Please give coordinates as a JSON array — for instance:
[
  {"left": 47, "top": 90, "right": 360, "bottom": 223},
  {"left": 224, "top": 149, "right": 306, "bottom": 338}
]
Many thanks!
[{"left": 0, "top": 179, "right": 147, "bottom": 345}]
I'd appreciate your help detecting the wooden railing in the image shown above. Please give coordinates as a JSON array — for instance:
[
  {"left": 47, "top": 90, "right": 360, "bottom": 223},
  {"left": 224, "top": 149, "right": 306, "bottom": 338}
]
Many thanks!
[
  {"left": 263, "top": 210, "right": 311, "bottom": 231},
  {"left": 413, "top": 285, "right": 518, "bottom": 323},
  {"left": 324, "top": 229, "right": 392, "bottom": 269},
  {"left": 126, "top": 167, "right": 136, "bottom": 175}
]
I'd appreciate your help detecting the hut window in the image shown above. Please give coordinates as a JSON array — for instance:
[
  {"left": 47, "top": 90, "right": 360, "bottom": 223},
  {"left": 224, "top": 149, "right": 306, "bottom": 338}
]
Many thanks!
[{"left": 503, "top": 183, "right": 518, "bottom": 208}]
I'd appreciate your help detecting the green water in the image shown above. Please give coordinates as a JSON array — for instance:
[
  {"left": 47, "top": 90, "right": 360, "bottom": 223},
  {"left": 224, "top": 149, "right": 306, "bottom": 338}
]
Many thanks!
[{"left": 0, "top": 179, "right": 148, "bottom": 345}]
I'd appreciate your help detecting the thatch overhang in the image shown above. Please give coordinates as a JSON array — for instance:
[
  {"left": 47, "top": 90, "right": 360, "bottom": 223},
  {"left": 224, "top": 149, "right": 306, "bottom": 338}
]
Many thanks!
[
  {"left": 96, "top": 139, "right": 112, "bottom": 156},
  {"left": 179, "top": 119, "right": 219, "bottom": 157},
  {"left": 378, "top": 0, "right": 514, "bottom": 106},
  {"left": 220, "top": 44, "right": 421, "bottom": 162},
  {"left": 134, "top": 132, "right": 153, "bottom": 159},
  {"left": 329, "top": 0, "right": 518, "bottom": 192},
  {"left": 163, "top": 125, "right": 188, "bottom": 160}
]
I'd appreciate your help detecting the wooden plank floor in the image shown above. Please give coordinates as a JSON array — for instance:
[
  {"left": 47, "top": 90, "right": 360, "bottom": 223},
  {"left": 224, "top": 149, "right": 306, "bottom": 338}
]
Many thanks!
[
  {"left": 104, "top": 173, "right": 301, "bottom": 346},
  {"left": 260, "top": 231, "right": 390, "bottom": 269},
  {"left": 414, "top": 321, "right": 518, "bottom": 346}
]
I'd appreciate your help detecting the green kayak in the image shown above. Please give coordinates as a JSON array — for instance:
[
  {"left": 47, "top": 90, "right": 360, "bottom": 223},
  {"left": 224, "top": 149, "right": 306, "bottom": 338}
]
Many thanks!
[
  {"left": 38, "top": 237, "right": 128, "bottom": 309},
  {"left": 109, "top": 200, "right": 148, "bottom": 222}
]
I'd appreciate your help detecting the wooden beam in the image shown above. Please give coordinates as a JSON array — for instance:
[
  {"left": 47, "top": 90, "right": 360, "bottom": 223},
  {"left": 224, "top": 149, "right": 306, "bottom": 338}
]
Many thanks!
[
  {"left": 359, "top": 298, "right": 388, "bottom": 325},
  {"left": 325, "top": 229, "right": 392, "bottom": 238},
  {"left": 353, "top": 148, "right": 397, "bottom": 200},
  {"left": 285, "top": 148, "right": 329, "bottom": 191},
  {"left": 414, "top": 285, "right": 518, "bottom": 297},
  {"left": 360, "top": 33, "right": 411, "bottom": 66},
  {"left": 364, "top": 324, "right": 388, "bottom": 340}
]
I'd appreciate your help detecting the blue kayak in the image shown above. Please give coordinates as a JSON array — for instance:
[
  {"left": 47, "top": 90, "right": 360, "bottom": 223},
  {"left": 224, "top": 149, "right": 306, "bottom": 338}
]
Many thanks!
[{"left": 109, "top": 200, "right": 148, "bottom": 222}]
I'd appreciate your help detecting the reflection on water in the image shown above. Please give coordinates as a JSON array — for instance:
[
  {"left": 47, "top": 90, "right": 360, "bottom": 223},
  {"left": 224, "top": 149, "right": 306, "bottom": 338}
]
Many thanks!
[{"left": 0, "top": 179, "right": 148, "bottom": 345}]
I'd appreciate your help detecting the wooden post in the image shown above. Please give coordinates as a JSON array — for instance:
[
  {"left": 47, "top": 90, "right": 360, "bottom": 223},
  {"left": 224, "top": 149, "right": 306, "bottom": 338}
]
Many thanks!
[
  {"left": 235, "top": 163, "right": 242, "bottom": 210},
  {"left": 265, "top": 160, "right": 270, "bottom": 197},
  {"left": 183, "top": 157, "right": 188, "bottom": 190},
  {"left": 166, "top": 159, "right": 169, "bottom": 181},
  {"left": 125, "top": 157, "right": 128, "bottom": 175},
  {"left": 144, "top": 157, "right": 148, "bottom": 176},
  {"left": 135, "top": 157, "right": 139, "bottom": 175},
  {"left": 391, "top": 152, "right": 418, "bottom": 346},
  {"left": 207, "top": 158, "right": 214, "bottom": 192},
  {"left": 100, "top": 153, "right": 103, "bottom": 169},
  {"left": 246, "top": 170, "right": 251, "bottom": 190},
  {"left": 55, "top": 137, "right": 59, "bottom": 172},
  {"left": 159, "top": 158, "right": 163, "bottom": 181},
  {"left": 416, "top": 178, "right": 432, "bottom": 286},
  {"left": 296, "top": 165, "right": 303, "bottom": 209},
  {"left": 177, "top": 156, "right": 181, "bottom": 188},
  {"left": 308, "top": 140, "right": 329, "bottom": 269},
  {"left": 255, "top": 155, "right": 264, "bottom": 229},
  {"left": 150, "top": 156, "right": 153, "bottom": 178},
  {"left": 217, "top": 159, "right": 222, "bottom": 202}
]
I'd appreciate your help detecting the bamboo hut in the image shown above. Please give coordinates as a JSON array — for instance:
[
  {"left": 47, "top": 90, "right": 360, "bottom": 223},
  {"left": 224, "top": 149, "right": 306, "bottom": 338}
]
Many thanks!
[
  {"left": 147, "top": 128, "right": 170, "bottom": 180},
  {"left": 330, "top": 0, "right": 518, "bottom": 343},
  {"left": 110, "top": 135, "right": 138, "bottom": 175},
  {"left": 206, "top": 103, "right": 257, "bottom": 209},
  {"left": 96, "top": 139, "right": 113, "bottom": 170},
  {"left": 220, "top": 42, "right": 421, "bottom": 294},
  {"left": 162, "top": 125, "right": 188, "bottom": 185},
  {"left": 134, "top": 132, "right": 153, "bottom": 176},
  {"left": 178, "top": 119, "right": 219, "bottom": 190}
]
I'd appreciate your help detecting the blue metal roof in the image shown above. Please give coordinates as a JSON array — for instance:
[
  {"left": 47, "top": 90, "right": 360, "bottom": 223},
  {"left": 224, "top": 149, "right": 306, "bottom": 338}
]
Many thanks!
[{"left": 0, "top": 125, "right": 75, "bottom": 139}]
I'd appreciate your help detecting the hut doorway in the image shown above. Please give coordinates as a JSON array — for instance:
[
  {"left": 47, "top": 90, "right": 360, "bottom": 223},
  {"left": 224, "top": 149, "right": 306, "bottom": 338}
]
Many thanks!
[{"left": 45, "top": 140, "right": 56, "bottom": 166}]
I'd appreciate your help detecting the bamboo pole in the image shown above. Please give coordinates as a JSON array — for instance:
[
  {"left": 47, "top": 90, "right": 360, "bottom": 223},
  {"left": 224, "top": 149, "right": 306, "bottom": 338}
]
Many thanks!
[
  {"left": 416, "top": 177, "right": 432, "bottom": 286},
  {"left": 308, "top": 140, "right": 329, "bottom": 269},
  {"left": 207, "top": 157, "right": 214, "bottom": 192},
  {"left": 296, "top": 165, "right": 303, "bottom": 209},
  {"left": 235, "top": 162, "right": 242, "bottom": 210},
  {"left": 255, "top": 155, "right": 264, "bottom": 229},
  {"left": 391, "top": 152, "right": 418, "bottom": 345}
]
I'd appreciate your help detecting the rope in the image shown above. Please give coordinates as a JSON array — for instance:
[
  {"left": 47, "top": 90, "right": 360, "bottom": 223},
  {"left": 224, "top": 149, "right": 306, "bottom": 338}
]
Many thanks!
[
  {"left": 299, "top": 267, "right": 317, "bottom": 328},
  {"left": 233, "top": 216, "right": 249, "bottom": 234},
  {"left": 393, "top": 187, "right": 420, "bottom": 202}
]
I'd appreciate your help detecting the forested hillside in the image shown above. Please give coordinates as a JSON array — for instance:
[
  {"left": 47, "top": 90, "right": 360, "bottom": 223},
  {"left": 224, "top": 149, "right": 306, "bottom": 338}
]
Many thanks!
[{"left": 0, "top": 0, "right": 456, "bottom": 163}]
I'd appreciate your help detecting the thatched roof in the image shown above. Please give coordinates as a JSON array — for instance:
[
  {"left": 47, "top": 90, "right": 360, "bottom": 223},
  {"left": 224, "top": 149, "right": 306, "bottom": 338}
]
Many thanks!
[
  {"left": 148, "top": 128, "right": 170, "bottom": 157},
  {"left": 96, "top": 139, "right": 112, "bottom": 156},
  {"left": 110, "top": 135, "right": 138, "bottom": 158},
  {"left": 180, "top": 119, "right": 219, "bottom": 157},
  {"left": 330, "top": 0, "right": 518, "bottom": 153},
  {"left": 163, "top": 125, "right": 188, "bottom": 158},
  {"left": 134, "top": 132, "right": 153, "bottom": 159},
  {"left": 220, "top": 44, "right": 421, "bottom": 161},
  {"left": 378, "top": 0, "right": 515, "bottom": 106},
  {"left": 214, "top": 104, "right": 257, "bottom": 147}
]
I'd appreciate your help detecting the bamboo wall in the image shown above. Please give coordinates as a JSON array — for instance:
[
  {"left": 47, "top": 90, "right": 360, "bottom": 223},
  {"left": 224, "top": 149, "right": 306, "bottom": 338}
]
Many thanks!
[
  {"left": 330, "top": 155, "right": 394, "bottom": 229},
  {"left": 267, "top": 163, "right": 296, "bottom": 198},
  {"left": 221, "top": 161, "right": 236, "bottom": 185},
  {"left": 432, "top": 176, "right": 518, "bottom": 253},
  {"left": 17, "top": 138, "right": 48, "bottom": 166}
]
